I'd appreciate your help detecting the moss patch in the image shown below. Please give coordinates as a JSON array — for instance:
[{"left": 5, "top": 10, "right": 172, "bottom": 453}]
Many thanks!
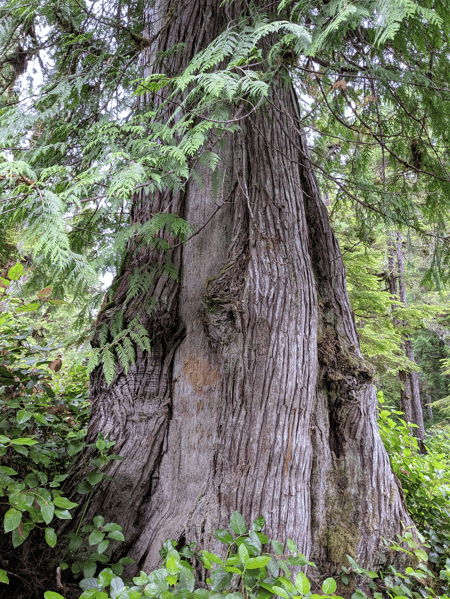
[{"left": 325, "top": 523, "right": 359, "bottom": 569}]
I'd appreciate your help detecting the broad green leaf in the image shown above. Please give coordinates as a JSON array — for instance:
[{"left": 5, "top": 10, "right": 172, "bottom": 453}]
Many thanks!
[
  {"left": 287, "top": 555, "right": 313, "bottom": 567},
  {"left": 225, "top": 566, "right": 243, "bottom": 574},
  {"left": 0, "top": 466, "right": 17, "bottom": 475},
  {"left": 247, "top": 530, "right": 262, "bottom": 555},
  {"left": 266, "top": 557, "right": 279, "bottom": 577},
  {"left": 178, "top": 566, "right": 195, "bottom": 592},
  {"left": 11, "top": 530, "right": 25, "bottom": 548},
  {"left": 17, "top": 302, "right": 40, "bottom": 313},
  {"left": 79, "top": 577, "right": 100, "bottom": 591},
  {"left": 239, "top": 543, "right": 249, "bottom": 564},
  {"left": 278, "top": 560, "right": 291, "bottom": 577},
  {"left": 97, "top": 540, "right": 109, "bottom": 554},
  {"left": 45, "top": 527, "right": 57, "bottom": 547},
  {"left": 68, "top": 534, "right": 84, "bottom": 552},
  {"left": 17, "top": 410, "right": 33, "bottom": 425},
  {"left": 24, "top": 473, "right": 39, "bottom": 489},
  {"left": 166, "top": 556, "right": 179, "bottom": 574},
  {"left": 98, "top": 568, "right": 115, "bottom": 587},
  {"left": 93, "top": 515, "right": 105, "bottom": 528},
  {"left": 83, "top": 562, "right": 97, "bottom": 578},
  {"left": 260, "top": 583, "right": 275, "bottom": 593},
  {"left": 44, "top": 593, "right": 66, "bottom": 599},
  {"left": 4, "top": 508, "right": 21, "bottom": 532},
  {"left": 53, "top": 474, "right": 69, "bottom": 483},
  {"left": 39, "top": 500, "right": 55, "bottom": 524},
  {"left": 0, "top": 569, "right": 9, "bottom": 584},
  {"left": 104, "top": 523, "right": 122, "bottom": 532},
  {"left": 89, "top": 529, "right": 105, "bottom": 545},
  {"left": 295, "top": 572, "right": 310, "bottom": 595},
  {"left": 33, "top": 413, "right": 49, "bottom": 424},
  {"left": 55, "top": 509, "right": 72, "bottom": 520},
  {"left": 271, "top": 540, "right": 284, "bottom": 555},
  {"left": 110, "top": 577, "right": 125, "bottom": 598},
  {"left": 252, "top": 516, "right": 265, "bottom": 531},
  {"left": 286, "top": 539, "right": 297, "bottom": 553},
  {"left": 37, "top": 471, "right": 48, "bottom": 485},
  {"left": 108, "top": 530, "right": 125, "bottom": 541},
  {"left": 133, "top": 572, "right": 149, "bottom": 585},
  {"left": 68, "top": 440, "right": 85, "bottom": 456},
  {"left": 79, "top": 590, "right": 102, "bottom": 599},
  {"left": 10, "top": 492, "right": 33, "bottom": 511},
  {"left": 8, "top": 263, "right": 24, "bottom": 281},
  {"left": 278, "top": 576, "right": 296, "bottom": 593},
  {"left": 89, "top": 471, "right": 104, "bottom": 486},
  {"left": 148, "top": 568, "right": 169, "bottom": 592},
  {"left": 322, "top": 578, "right": 337, "bottom": 595},
  {"left": 272, "top": 586, "right": 290, "bottom": 599},
  {"left": 11, "top": 437, "right": 38, "bottom": 446},
  {"left": 230, "top": 511, "right": 247, "bottom": 535},
  {"left": 245, "top": 556, "right": 271, "bottom": 569},
  {"left": 210, "top": 566, "right": 232, "bottom": 592},
  {"left": 112, "top": 564, "right": 124, "bottom": 576},
  {"left": 215, "top": 529, "right": 234, "bottom": 544},
  {"left": 201, "top": 550, "right": 223, "bottom": 565},
  {"left": 53, "top": 496, "right": 79, "bottom": 509},
  {"left": 414, "top": 549, "right": 428, "bottom": 562},
  {"left": 76, "top": 480, "right": 94, "bottom": 494}
]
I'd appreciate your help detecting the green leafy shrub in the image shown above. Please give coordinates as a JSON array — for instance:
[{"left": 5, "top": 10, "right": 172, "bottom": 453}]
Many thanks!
[
  {"left": 42, "top": 512, "right": 445, "bottom": 599},
  {"left": 0, "top": 263, "right": 124, "bottom": 592},
  {"left": 378, "top": 392, "right": 450, "bottom": 594},
  {"left": 53, "top": 512, "right": 340, "bottom": 599}
]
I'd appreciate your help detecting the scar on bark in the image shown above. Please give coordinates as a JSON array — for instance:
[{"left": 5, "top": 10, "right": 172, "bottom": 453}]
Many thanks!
[
  {"left": 318, "top": 308, "right": 374, "bottom": 458},
  {"left": 201, "top": 254, "right": 248, "bottom": 351},
  {"left": 183, "top": 355, "right": 220, "bottom": 392}
]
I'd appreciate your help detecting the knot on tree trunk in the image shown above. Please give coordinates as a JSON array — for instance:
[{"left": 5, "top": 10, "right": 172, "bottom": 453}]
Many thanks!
[{"left": 202, "top": 254, "right": 248, "bottom": 352}]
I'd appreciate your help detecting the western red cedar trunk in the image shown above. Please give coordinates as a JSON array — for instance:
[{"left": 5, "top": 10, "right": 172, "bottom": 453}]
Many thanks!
[{"left": 69, "top": 0, "right": 415, "bottom": 578}]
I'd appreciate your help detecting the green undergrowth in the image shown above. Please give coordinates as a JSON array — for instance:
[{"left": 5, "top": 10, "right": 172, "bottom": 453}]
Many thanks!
[
  {"left": 40, "top": 511, "right": 445, "bottom": 599},
  {"left": 0, "top": 264, "right": 125, "bottom": 596},
  {"left": 3, "top": 263, "right": 450, "bottom": 598},
  {"left": 378, "top": 392, "right": 450, "bottom": 595}
]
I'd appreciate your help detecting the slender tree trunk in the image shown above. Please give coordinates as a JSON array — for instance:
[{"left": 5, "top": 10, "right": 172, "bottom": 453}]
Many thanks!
[
  {"left": 421, "top": 373, "right": 433, "bottom": 421},
  {"left": 66, "top": 0, "right": 415, "bottom": 579},
  {"left": 394, "top": 234, "right": 426, "bottom": 449}
]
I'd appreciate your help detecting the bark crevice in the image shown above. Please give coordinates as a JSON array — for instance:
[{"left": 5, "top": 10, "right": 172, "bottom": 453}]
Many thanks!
[{"left": 63, "top": 0, "right": 419, "bottom": 581}]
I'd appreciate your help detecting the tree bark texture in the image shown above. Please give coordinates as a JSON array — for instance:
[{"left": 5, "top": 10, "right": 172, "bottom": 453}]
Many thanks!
[{"left": 69, "top": 0, "right": 415, "bottom": 579}]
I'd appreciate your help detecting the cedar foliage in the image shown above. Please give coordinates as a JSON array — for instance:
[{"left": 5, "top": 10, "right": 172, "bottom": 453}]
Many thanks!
[{"left": 1, "top": 0, "right": 450, "bottom": 382}]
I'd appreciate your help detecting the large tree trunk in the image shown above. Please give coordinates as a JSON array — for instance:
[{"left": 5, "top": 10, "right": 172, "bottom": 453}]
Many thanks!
[{"left": 68, "top": 0, "right": 414, "bottom": 579}]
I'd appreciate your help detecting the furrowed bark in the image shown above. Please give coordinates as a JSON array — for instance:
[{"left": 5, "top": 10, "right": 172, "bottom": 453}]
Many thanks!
[{"left": 65, "top": 0, "right": 416, "bottom": 581}]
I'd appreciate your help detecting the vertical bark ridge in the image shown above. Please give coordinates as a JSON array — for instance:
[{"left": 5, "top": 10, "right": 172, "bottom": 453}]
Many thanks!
[
  {"left": 295, "top": 103, "right": 415, "bottom": 569},
  {"left": 71, "top": 0, "right": 417, "bottom": 580},
  {"left": 123, "top": 81, "right": 320, "bottom": 570}
]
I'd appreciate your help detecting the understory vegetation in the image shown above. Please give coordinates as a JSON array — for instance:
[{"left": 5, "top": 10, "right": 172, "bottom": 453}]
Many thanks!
[{"left": 2, "top": 256, "right": 450, "bottom": 598}]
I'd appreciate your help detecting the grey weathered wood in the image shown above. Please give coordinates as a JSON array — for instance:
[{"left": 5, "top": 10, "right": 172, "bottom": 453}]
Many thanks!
[{"left": 68, "top": 0, "right": 416, "bottom": 579}]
